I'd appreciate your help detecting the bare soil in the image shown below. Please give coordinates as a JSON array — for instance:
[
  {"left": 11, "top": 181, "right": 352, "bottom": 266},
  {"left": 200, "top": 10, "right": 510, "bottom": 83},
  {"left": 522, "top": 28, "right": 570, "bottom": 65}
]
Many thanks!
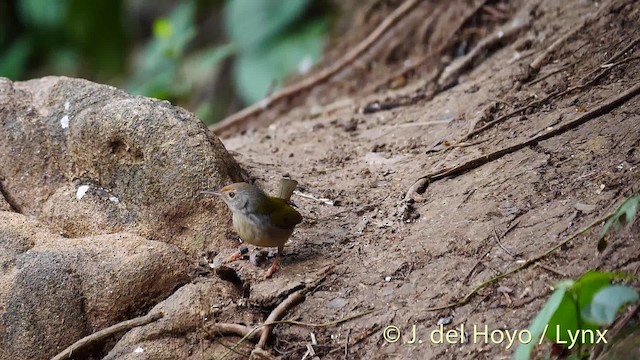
[{"left": 212, "top": 0, "right": 640, "bottom": 358}]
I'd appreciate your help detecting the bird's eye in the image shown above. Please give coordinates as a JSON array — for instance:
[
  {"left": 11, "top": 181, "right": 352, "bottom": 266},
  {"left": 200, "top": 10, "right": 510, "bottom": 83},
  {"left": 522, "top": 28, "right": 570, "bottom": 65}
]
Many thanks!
[{"left": 228, "top": 191, "right": 236, "bottom": 198}]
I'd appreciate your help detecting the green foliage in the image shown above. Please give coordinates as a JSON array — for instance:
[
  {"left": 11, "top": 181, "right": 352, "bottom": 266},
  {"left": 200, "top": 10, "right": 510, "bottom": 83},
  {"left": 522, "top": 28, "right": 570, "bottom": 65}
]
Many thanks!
[
  {"left": 3, "top": 0, "right": 127, "bottom": 79},
  {"left": 224, "top": 0, "right": 327, "bottom": 104},
  {"left": 0, "top": 37, "right": 32, "bottom": 79},
  {"left": 512, "top": 285, "right": 568, "bottom": 360},
  {"left": 125, "top": 0, "right": 328, "bottom": 118},
  {"left": 545, "top": 272, "right": 612, "bottom": 344},
  {"left": 233, "top": 20, "right": 325, "bottom": 104},
  {"left": 1, "top": 0, "right": 330, "bottom": 123},
  {"left": 513, "top": 271, "right": 638, "bottom": 360},
  {"left": 598, "top": 192, "right": 640, "bottom": 251},
  {"left": 127, "top": 1, "right": 199, "bottom": 99},
  {"left": 224, "top": 0, "right": 309, "bottom": 50},
  {"left": 582, "top": 285, "right": 639, "bottom": 325},
  {"left": 17, "top": 0, "right": 68, "bottom": 28}
]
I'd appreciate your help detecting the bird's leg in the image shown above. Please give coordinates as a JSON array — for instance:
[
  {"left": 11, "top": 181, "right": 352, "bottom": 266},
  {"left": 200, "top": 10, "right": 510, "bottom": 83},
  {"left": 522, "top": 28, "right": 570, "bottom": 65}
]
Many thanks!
[
  {"left": 223, "top": 246, "right": 249, "bottom": 263},
  {"left": 265, "top": 246, "right": 283, "bottom": 278}
]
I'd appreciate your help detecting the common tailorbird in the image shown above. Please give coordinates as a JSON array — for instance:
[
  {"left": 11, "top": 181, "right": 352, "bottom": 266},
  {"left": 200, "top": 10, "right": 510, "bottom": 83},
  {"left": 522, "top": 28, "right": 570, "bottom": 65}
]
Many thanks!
[{"left": 201, "top": 179, "right": 302, "bottom": 278}]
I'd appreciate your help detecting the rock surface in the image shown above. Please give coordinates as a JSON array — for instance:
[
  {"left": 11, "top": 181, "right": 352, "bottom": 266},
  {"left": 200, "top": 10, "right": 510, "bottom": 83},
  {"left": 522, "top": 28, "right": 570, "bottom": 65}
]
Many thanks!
[
  {"left": 0, "top": 76, "right": 245, "bottom": 359},
  {"left": 0, "top": 211, "right": 191, "bottom": 359},
  {"left": 0, "top": 76, "right": 244, "bottom": 255},
  {"left": 103, "top": 279, "right": 248, "bottom": 360}
]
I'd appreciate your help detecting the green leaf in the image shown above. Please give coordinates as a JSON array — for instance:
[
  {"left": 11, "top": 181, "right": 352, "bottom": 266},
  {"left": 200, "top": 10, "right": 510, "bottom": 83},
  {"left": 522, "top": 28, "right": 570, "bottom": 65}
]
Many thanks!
[
  {"left": 547, "top": 272, "right": 625, "bottom": 344},
  {"left": 582, "top": 285, "right": 639, "bottom": 325},
  {"left": 546, "top": 291, "right": 583, "bottom": 343},
  {"left": 233, "top": 20, "right": 325, "bottom": 104},
  {"left": 224, "top": 0, "right": 310, "bottom": 50},
  {"left": 513, "top": 287, "right": 567, "bottom": 360},
  {"left": 0, "top": 37, "right": 33, "bottom": 79},
  {"left": 128, "top": 1, "right": 196, "bottom": 99},
  {"left": 153, "top": 18, "right": 173, "bottom": 39},
  {"left": 17, "top": 0, "right": 69, "bottom": 28},
  {"left": 574, "top": 271, "right": 620, "bottom": 309},
  {"left": 63, "top": 0, "right": 128, "bottom": 76},
  {"left": 599, "top": 193, "right": 640, "bottom": 240}
]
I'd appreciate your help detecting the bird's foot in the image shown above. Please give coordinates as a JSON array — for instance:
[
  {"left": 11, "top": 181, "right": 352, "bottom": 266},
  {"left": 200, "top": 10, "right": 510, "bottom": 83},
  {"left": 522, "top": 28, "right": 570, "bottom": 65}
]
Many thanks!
[
  {"left": 265, "top": 246, "right": 283, "bottom": 279},
  {"left": 264, "top": 262, "right": 279, "bottom": 278},
  {"left": 223, "top": 246, "right": 249, "bottom": 264}
]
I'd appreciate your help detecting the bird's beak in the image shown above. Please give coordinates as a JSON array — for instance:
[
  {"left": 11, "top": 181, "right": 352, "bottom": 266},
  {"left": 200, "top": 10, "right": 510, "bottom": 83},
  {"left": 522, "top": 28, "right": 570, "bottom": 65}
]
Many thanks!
[{"left": 199, "top": 189, "right": 222, "bottom": 196}]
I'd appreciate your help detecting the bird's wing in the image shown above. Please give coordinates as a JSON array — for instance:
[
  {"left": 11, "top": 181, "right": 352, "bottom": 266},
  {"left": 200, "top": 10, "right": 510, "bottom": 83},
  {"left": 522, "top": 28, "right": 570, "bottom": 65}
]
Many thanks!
[{"left": 268, "top": 197, "right": 303, "bottom": 229}]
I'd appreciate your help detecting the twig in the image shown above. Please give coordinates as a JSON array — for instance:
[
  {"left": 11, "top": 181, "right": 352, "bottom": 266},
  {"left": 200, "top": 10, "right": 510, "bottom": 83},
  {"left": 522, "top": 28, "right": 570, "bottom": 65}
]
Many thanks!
[
  {"left": 404, "top": 178, "right": 429, "bottom": 202},
  {"left": 392, "top": 120, "right": 452, "bottom": 128},
  {"left": 406, "top": 81, "right": 640, "bottom": 198},
  {"left": 250, "top": 348, "right": 278, "bottom": 360},
  {"left": 527, "top": 62, "right": 576, "bottom": 86},
  {"left": 219, "top": 307, "right": 374, "bottom": 360},
  {"left": 529, "top": 28, "right": 583, "bottom": 76},
  {"left": 350, "top": 324, "right": 383, "bottom": 347},
  {"left": 461, "top": 89, "right": 562, "bottom": 141},
  {"left": 528, "top": 0, "right": 614, "bottom": 77},
  {"left": 205, "top": 322, "right": 261, "bottom": 342},
  {"left": 219, "top": 326, "right": 265, "bottom": 360},
  {"left": 467, "top": 36, "right": 639, "bottom": 141},
  {"left": 463, "top": 248, "right": 491, "bottom": 285},
  {"left": 600, "top": 55, "right": 640, "bottom": 69},
  {"left": 267, "top": 309, "right": 375, "bottom": 329},
  {"left": 438, "top": 17, "right": 530, "bottom": 86},
  {"left": 589, "top": 304, "right": 640, "bottom": 360},
  {"left": 294, "top": 190, "right": 337, "bottom": 206},
  {"left": 51, "top": 311, "right": 164, "bottom": 360},
  {"left": 344, "top": 328, "right": 351, "bottom": 360},
  {"left": 0, "top": 179, "right": 21, "bottom": 213},
  {"left": 607, "top": 303, "right": 640, "bottom": 338},
  {"left": 220, "top": 266, "right": 338, "bottom": 358},
  {"left": 301, "top": 343, "right": 315, "bottom": 360},
  {"left": 212, "top": 0, "right": 423, "bottom": 135},
  {"left": 580, "top": 36, "right": 640, "bottom": 85},
  {"left": 493, "top": 225, "right": 517, "bottom": 257},
  {"left": 423, "top": 211, "right": 614, "bottom": 312},
  {"left": 534, "top": 263, "right": 567, "bottom": 277},
  {"left": 372, "top": 0, "right": 491, "bottom": 91},
  {"left": 257, "top": 292, "right": 307, "bottom": 349}
]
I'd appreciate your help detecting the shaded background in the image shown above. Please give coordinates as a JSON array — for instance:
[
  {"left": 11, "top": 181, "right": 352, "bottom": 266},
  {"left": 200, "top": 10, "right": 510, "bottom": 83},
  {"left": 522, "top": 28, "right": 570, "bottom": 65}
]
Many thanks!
[{"left": 0, "top": 0, "right": 333, "bottom": 124}]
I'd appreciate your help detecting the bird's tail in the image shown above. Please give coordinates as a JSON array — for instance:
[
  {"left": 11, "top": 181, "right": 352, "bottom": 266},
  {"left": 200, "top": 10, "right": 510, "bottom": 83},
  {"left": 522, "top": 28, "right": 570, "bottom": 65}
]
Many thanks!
[{"left": 278, "top": 179, "right": 298, "bottom": 201}]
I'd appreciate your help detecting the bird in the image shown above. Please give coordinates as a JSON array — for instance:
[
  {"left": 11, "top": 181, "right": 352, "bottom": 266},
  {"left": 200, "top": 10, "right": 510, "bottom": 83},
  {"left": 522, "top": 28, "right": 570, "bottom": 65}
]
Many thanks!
[{"left": 201, "top": 179, "right": 302, "bottom": 278}]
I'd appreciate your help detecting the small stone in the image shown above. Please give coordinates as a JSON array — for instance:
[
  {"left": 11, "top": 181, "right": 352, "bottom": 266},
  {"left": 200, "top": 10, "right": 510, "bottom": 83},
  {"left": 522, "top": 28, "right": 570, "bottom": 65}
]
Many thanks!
[
  {"left": 574, "top": 202, "right": 596, "bottom": 213},
  {"left": 327, "top": 297, "right": 348, "bottom": 310}
]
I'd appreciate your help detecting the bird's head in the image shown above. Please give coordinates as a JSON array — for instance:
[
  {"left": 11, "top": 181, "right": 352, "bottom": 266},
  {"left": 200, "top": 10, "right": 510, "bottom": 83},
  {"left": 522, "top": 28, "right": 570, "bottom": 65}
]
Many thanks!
[{"left": 200, "top": 182, "right": 266, "bottom": 213}]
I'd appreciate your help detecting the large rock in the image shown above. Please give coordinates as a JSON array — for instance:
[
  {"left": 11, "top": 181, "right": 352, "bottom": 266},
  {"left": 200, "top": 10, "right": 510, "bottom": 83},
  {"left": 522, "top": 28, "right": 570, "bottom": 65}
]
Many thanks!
[
  {"left": 0, "top": 76, "right": 246, "bottom": 359},
  {"left": 103, "top": 279, "right": 250, "bottom": 360},
  {"left": 0, "top": 211, "right": 190, "bottom": 360},
  {"left": 0, "top": 76, "right": 244, "bottom": 255}
]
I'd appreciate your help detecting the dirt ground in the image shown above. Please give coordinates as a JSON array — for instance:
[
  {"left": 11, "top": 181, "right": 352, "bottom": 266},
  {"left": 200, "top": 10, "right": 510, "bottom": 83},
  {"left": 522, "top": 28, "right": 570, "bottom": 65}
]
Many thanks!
[{"left": 210, "top": 0, "right": 640, "bottom": 358}]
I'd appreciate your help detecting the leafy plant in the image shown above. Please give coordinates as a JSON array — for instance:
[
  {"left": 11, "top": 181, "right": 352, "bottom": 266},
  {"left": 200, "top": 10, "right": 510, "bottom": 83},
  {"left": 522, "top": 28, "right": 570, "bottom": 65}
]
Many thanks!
[
  {"left": 127, "top": 1, "right": 199, "bottom": 100},
  {"left": 598, "top": 192, "right": 640, "bottom": 252},
  {"left": 2, "top": 0, "right": 127, "bottom": 80},
  {"left": 224, "top": 0, "right": 327, "bottom": 104},
  {"left": 1, "top": 0, "right": 330, "bottom": 123},
  {"left": 513, "top": 271, "right": 638, "bottom": 360},
  {"left": 126, "top": 0, "right": 329, "bottom": 121}
]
